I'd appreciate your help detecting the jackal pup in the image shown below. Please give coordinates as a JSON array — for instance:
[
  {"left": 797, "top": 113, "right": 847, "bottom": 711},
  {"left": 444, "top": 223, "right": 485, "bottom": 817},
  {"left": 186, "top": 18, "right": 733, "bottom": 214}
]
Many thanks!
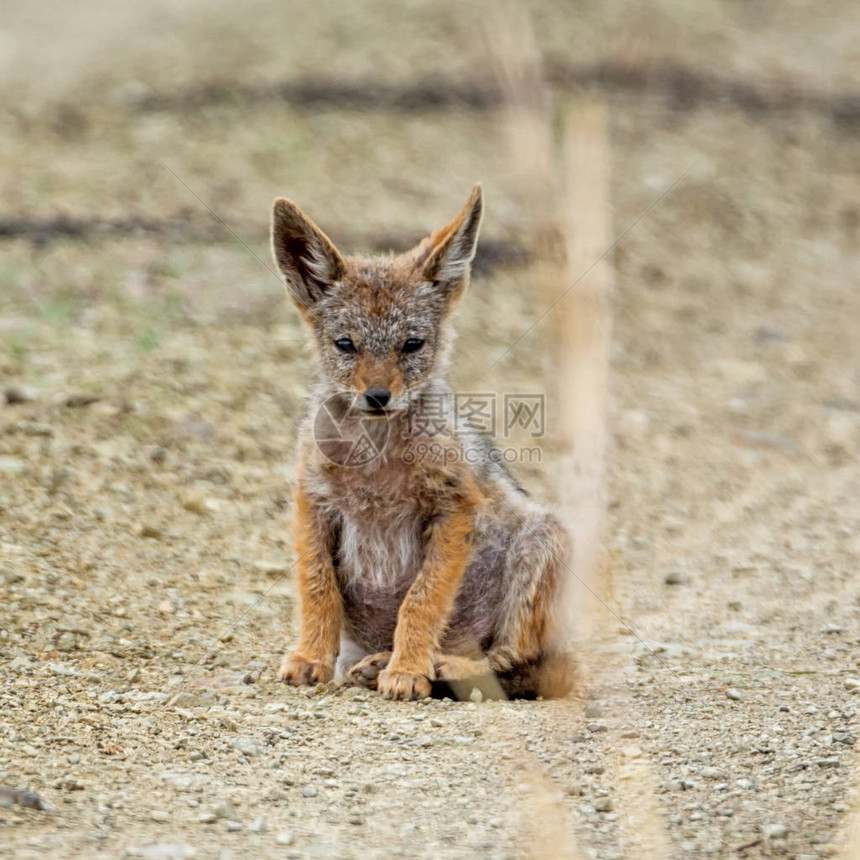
[{"left": 271, "top": 184, "right": 571, "bottom": 700}]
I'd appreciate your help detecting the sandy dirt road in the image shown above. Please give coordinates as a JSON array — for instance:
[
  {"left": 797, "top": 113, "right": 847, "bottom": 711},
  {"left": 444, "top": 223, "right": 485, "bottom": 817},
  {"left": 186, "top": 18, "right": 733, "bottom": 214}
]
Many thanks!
[{"left": 2, "top": 2, "right": 860, "bottom": 857}]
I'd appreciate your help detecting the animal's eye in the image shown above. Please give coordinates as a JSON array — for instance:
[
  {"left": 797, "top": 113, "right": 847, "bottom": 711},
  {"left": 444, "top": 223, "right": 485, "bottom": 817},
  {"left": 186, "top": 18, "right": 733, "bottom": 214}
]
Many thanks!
[
  {"left": 402, "top": 338, "right": 424, "bottom": 354},
  {"left": 334, "top": 338, "right": 356, "bottom": 354}
]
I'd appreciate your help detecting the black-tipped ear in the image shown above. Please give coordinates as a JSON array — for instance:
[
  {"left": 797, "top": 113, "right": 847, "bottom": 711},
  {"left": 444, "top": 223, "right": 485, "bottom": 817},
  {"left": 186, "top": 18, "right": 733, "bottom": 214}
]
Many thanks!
[
  {"left": 271, "top": 198, "right": 346, "bottom": 310},
  {"left": 414, "top": 184, "right": 484, "bottom": 300}
]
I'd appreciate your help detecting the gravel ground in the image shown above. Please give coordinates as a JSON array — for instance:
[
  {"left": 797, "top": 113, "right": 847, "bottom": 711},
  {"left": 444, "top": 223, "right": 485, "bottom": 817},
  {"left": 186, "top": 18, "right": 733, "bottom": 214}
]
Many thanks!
[{"left": 1, "top": 164, "right": 858, "bottom": 856}]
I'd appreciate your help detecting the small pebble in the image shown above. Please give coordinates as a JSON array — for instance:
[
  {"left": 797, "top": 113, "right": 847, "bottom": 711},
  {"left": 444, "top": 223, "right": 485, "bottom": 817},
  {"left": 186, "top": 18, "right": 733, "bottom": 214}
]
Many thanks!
[
  {"left": 64, "top": 392, "right": 101, "bottom": 408},
  {"left": 214, "top": 800, "right": 238, "bottom": 820},
  {"left": 726, "top": 688, "right": 742, "bottom": 701},
  {"left": 4, "top": 386, "right": 36, "bottom": 405},
  {"left": 17, "top": 421, "right": 52, "bottom": 437},
  {"left": 48, "top": 662, "right": 75, "bottom": 676},
  {"left": 0, "top": 457, "right": 27, "bottom": 475},
  {"left": 181, "top": 492, "right": 208, "bottom": 515},
  {"left": 233, "top": 737, "right": 262, "bottom": 758},
  {"left": 149, "top": 446, "right": 168, "bottom": 464},
  {"left": 1, "top": 567, "right": 24, "bottom": 585},
  {"left": 55, "top": 632, "right": 77, "bottom": 652}
]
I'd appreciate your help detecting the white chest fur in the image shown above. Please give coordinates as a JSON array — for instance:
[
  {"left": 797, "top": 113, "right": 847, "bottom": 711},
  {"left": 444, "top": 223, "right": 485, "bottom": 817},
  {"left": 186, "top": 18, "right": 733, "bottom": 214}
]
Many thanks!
[{"left": 338, "top": 512, "right": 425, "bottom": 590}]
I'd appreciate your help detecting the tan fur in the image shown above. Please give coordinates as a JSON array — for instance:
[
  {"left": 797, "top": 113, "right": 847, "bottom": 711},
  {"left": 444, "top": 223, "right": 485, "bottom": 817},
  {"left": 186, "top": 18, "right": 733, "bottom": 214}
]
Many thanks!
[
  {"left": 278, "top": 481, "right": 342, "bottom": 685},
  {"left": 378, "top": 479, "right": 480, "bottom": 699},
  {"left": 271, "top": 185, "right": 574, "bottom": 700}
]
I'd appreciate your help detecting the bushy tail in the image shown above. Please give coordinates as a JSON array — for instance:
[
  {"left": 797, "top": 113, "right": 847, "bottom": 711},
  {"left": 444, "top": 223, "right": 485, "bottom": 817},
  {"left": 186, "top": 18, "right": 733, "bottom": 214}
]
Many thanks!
[{"left": 432, "top": 651, "right": 579, "bottom": 701}]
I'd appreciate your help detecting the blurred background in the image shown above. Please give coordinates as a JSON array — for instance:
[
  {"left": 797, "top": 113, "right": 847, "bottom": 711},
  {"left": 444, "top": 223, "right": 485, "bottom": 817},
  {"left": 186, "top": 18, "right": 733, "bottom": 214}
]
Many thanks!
[{"left": 1, "top": 1, "right": 860, "bottom": 858}]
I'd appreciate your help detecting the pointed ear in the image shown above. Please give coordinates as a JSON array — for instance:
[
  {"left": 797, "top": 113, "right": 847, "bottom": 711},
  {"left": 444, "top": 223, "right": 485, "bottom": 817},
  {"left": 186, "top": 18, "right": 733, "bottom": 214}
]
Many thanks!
[
  {"left": 271, "top": 198, "right": 346, "bottom": 310},
  {"left": 414, "top": 184, "right": 484, "bottom": 299}
]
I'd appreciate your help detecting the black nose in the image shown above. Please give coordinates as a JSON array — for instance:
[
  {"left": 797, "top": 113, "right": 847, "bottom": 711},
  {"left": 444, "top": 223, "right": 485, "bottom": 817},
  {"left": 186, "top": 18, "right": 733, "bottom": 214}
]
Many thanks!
[{"left": 364, "top": 387, "right": 391, "bottom": 410}]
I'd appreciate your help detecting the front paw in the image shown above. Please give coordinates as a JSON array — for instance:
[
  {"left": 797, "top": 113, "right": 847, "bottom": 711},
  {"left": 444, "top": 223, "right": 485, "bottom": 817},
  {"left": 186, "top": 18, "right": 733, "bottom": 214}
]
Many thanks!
[
  {"left": 279, "top": 654, "right": 334, "bottom": 686},
  {"left": 377, "top": 668, "right": 432, "bottom": 701}
]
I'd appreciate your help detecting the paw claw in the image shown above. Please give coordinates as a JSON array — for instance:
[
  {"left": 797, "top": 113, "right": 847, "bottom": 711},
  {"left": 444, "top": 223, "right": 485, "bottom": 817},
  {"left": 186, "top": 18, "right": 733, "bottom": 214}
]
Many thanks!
[
  {"left": 377, "top": 669, "right": 432, "bottom": 701},
  {"left": 279, "top": 655, "right": 334, "bottom": 686}
]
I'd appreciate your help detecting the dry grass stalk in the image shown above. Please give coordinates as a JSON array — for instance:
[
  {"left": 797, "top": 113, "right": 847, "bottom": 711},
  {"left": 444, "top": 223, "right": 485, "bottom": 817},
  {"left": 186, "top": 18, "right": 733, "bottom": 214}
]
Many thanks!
[
  {"left": 837, "top": 781, "right": 860, "bottom": 857},
  {"left": 557, "top": 99, "right": 673, "bottom": 860},
  {"left": 553, "top": 99, "right": 613, "bottom": 648},
  {"left": 481, "top": 5, "right": 587, "bottom": 857},
  {"left": 481, "top": 0, "right": 559, "bottom": 255},
  {"left": 517, "top": 765, "right": 581, "bottom": 860}
]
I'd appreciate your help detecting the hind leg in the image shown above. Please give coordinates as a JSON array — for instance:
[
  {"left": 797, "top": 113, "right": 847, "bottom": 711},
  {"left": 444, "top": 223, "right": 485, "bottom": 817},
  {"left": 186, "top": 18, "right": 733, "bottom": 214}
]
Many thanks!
[
  {"left": 487, "top": 507, "right": 570, "bottom": 680},
  {"left": 346, "top": 651, "right": 392, "bottom": 689},
  {"left": 433, "top": 654, "right": 508, "bottom": 700}
]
